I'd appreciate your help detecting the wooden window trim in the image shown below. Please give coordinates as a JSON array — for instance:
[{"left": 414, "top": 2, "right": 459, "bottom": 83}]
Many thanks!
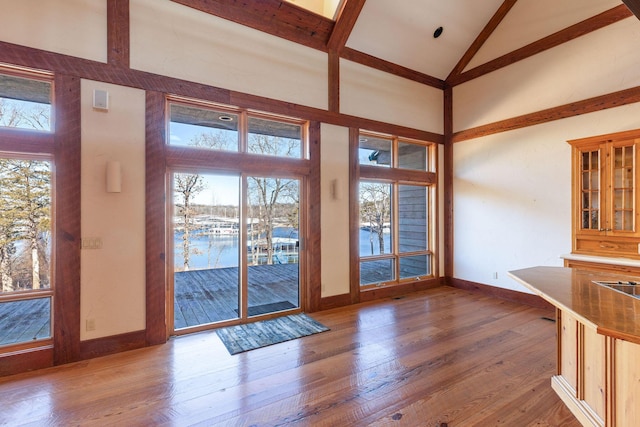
[
  {"left": 354, "top": 130, "right": 439, "bottom": 296},
  {"left": 0, "top": 67, "right": 68, "bottom": 365}
]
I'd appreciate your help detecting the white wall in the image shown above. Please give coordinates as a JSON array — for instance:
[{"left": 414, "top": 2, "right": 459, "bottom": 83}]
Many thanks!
[
  {"left": 320, "top": 124, "right": 350, "bottom": 297},
  {"left": 454, "top": 104, "right": 640, "bottom": 292},
  {"left": 341, "top": 59, "right": 443, "bottom": 134},
  {"left": 130, "top": 0, "right": 328, "bottom": 110},
  {"left": 0, "top": 0, "right": 107, "bottom": 62},
  {"left": 80, "top": 80, "right": 146, "bottom": 340}
]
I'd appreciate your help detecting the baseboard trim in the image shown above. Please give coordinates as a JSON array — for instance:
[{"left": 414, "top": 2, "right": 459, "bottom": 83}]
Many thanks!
[
  {"left": 79, "top": 330, "right": 147, "bottom": 360},
  {"left": 318, "top": 293, "right": 352, "bottom": 311},
  {"left": 359, "top": 277, "right": 443, "bottom": 303},
  {"left": 448, "top": 277, "right": 554, "bottom": 311},
  {"left": 0, "top": 346, "right": 53, "bottom": 377},
  {"left": 318, "top": 277, "right": 445, "bottom": 311}
]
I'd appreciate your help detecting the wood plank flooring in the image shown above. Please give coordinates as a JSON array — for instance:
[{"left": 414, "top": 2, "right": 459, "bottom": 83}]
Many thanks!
[{"left": 0, "top": 286, "right": 580, "bottom": 426}]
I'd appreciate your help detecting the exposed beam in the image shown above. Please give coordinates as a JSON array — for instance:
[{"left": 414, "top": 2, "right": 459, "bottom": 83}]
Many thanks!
[
  {"left": 342, "top": 47, "right": 445, "bottom": 89},
  {"left": 622, "top": 0, "right": 640, "bottom": 20},
  {"left": 169, "top": 0, "right": 439, "bottom": 87},
  {"left": 327, "top": 0, "right": 366, "bottom": 52},
  {"left": 448, "top": 4, "right": 633, "bottom": 87},
  {"left": 145, "top": 91, "right": 168, "bottom": 347},
  {"left": 328, "top": 50, "right": 340, "bottom": 112},
  {"left": 443, "top": 85, "right": 453, "bottom": 280},
  {"left": 447, "top": 0, "right": 518, "bottom": 81},
  {"left": 452, "top": 85, "right": 640, "bottom": 142},
  {"left": 170, "top": 0, "right": 334, "bottom": 52},
  {"left": 53, "top": 74, "right": 82, "bottom": 366},
  {"left": 107, "top": 0, "right": 130, "bottom": 67}
]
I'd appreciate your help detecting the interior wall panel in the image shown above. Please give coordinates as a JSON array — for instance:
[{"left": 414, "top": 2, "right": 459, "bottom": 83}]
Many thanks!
[
  {"left": 453, "top": 104, "right": 640, "bottom": 292},
  {"left": 80, "top": 79, "right": 146, "bottom": 340},
  {"left": 320, "top": 124, "right": 350, "bottom": 297},
  {"left": 0, "top": 0, "right": 107, "bottom": 63},
  {"left": 340, "top": 59, "right": 443, "bottom": 134},
  {"left": 130, "top": 0, "right": 328, "bottom": 110}
]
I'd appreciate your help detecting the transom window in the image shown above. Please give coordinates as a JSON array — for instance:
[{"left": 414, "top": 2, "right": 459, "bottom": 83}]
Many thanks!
[
  {"left": 0, "top": 67, "right": 52, "bottom": 132},
  {"left": 168, "top": 99, "right": 307, "bottom": 159}
]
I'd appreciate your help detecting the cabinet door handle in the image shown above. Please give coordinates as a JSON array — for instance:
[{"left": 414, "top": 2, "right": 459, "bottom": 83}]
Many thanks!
[{"left": 599, "top": 228, "right": 612, "bottom": 232}]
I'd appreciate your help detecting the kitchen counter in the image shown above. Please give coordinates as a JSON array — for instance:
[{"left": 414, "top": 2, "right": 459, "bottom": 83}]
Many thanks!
[
  {"left": 509, "top": 266, "right": 640, "bottom": 427},
  {"left": 509, "top": 266, "right": 640, "bottom": 344}
]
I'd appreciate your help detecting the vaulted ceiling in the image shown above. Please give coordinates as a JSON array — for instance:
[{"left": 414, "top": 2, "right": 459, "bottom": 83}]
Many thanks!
[{"left": 171, "top": 0, "right": 640, "bottom": 89}]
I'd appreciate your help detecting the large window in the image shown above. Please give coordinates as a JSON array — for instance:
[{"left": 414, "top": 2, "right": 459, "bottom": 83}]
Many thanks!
[
  {"left": 357, "top": 131, "right": 436, "bottom": 288},
  {"left": 167, "top": 97, "right": 307, "bottom": 333},
  {"left": 0, "top": 67, "right": 53, "bottom": 350}
]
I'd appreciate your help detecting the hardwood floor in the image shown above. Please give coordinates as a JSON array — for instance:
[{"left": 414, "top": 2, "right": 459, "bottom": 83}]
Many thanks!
[{"left": 0, "top": 286, "right": 579, "bottom": 426}]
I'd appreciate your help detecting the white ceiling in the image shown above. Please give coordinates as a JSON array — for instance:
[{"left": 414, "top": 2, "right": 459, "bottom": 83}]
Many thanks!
[{"left": 344, "top": 0, "right": 625, "bottom": 79}]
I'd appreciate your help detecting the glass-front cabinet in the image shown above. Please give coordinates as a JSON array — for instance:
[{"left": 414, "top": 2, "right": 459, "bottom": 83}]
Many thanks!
[{"left": 569, "top": 130, "right": 640, "bottom": 259}]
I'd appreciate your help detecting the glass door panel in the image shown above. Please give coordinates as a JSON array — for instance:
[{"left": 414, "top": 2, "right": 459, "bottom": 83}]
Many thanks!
[
  {"left": 0, "top": 157, "right": 52, "bottom": 348},
  {"left": 173, "top": 173, "right": 240, "bottom": 330},
  {"left": 246, "top": 176, "right": 300, "bottom": 317}
]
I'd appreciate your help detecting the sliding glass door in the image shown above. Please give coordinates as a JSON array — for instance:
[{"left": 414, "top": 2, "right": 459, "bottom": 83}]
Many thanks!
[
  {"left": 167, "top": 97, "right": 308, "bottom": 334},
  {"left": 246, "top": 176, "right": 300, "bottom": 317},
  {"left": 171, "top": 173, "right": 301, "bottom": 333},
  {"left": 173, "top": 173, "right": 241, "bottom": 329}
]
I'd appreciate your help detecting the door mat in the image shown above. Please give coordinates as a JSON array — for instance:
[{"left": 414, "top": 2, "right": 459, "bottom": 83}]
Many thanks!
[
  {"left": 234, "top": 300, "right": 297, "bottom": 317},
  {"left": 216, "top": 313, "right": 329, "bottom": 355}
]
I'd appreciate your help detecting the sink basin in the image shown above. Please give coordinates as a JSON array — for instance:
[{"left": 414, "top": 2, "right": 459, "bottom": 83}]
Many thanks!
[{"left": 592, "top": 280, "right": 640, "bottom": 298}]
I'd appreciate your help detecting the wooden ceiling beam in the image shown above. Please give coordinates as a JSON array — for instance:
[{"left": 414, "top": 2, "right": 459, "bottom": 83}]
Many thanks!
[
  {"left": 341, "top": 47, "right": 445, "bottom": 89},
  {"left": 107, "top": 0, "right": 130, "bottom": 68},
  {"left": 447, "top": 0, "right": 518, "bottom": 81},
  {"left": 622, "top": 0, "right": 640, "bottom": 20},
  {"left": 327, "top": 0, "right": 366, "bottom": 52},
  {"left": 169, "top": 0, "right": 334, "bottom": 52},
  {"left": 452, "top": 85, "right": 640, "bottom": 143},
  {"left": 448, "top": 4, "right": 633, "bottom": 87}
]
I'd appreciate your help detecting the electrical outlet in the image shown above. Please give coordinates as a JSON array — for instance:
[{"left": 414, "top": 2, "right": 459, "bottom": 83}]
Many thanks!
[{"left": 86, "top": 319, "right": 96, "bottom": 331}]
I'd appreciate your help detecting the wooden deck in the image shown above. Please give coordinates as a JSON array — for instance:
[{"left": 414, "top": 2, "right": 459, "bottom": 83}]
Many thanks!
[
  {"left": 0, "top": 264, "right": 301, "bottom": 345},
  {"left": 2, "top": 261, "right": 411, "bottom": 345},
  {"left": 0, "top": 298, "right": 50, "bottom": 347},
  {"left": 174, "top": 263, "right": 300, "bottom": 328},
  {"left": 0, "top": 286, "right": 580, "bottom": 426}
]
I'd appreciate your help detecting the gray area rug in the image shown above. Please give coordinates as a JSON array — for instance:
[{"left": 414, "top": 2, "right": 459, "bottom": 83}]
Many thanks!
[{"left": 216, "top": 313, "right": 329, "bottom": 355}]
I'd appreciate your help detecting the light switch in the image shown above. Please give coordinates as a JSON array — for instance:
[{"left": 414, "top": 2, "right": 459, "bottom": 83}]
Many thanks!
[{"left": 82, "top": 237, "right": 103, "bottom": 249}]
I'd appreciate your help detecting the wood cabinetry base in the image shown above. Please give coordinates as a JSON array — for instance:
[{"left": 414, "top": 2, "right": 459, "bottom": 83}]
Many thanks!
[{"left": 552, "top": 375, "right": 603, "bottom": 427}]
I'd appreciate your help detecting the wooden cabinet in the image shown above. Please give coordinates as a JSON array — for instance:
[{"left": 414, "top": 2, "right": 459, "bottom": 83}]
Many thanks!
[{"left": 569, "top": 130, "right": 640, "bottom": 259}]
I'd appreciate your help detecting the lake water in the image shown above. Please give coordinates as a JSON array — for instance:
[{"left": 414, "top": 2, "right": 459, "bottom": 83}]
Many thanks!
[{"left": 173, "top": 227, "right": 391, "bottom": 270}]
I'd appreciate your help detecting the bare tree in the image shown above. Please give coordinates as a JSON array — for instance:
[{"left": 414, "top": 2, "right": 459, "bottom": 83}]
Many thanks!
[
  {"left": 247, "top": 132, "right": 299, "bottom": 265},
  {"left": 248, "top": 177, "right": 297, "bottom": 265},
  {"left": 175, "top": 173, "right": 205, "bottom": 271},
  {"left": 360, "top": 182, "right": 391, "bottom": 255},
  {"left": 172, "top": 129, "right": 233, "bottom": 271}
]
